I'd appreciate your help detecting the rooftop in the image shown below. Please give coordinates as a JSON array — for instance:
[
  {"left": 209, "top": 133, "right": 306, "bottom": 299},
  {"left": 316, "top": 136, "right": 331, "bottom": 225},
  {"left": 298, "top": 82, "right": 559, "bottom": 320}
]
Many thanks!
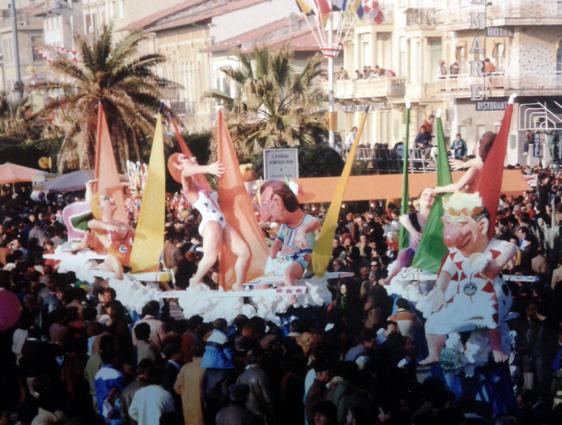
[
  {"left": 205, "top": 15, "right": 319, "bottom": 53},
  {"left": 125, "top": 0, "right": 267, "bottom": 32}
]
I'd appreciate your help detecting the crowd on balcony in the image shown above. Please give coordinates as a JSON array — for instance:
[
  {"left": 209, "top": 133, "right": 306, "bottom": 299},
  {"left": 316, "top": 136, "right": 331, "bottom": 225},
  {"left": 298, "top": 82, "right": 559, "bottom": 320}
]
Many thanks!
[
  {"left": 338, "top": 65, "right": 397, "bottom": 80},
  {"left": 437, "top": 58, "right": 498, "bottom": 79}
]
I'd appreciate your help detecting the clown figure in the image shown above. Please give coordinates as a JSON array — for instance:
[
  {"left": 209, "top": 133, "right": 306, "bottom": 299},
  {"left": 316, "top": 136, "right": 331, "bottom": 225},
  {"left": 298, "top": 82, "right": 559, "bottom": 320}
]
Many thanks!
[
  {"left": 419, "top": 192, "right": 517, "bottom": 365},
  {"left": 259, "top": 180, "right": 321, "bottom": 284}
]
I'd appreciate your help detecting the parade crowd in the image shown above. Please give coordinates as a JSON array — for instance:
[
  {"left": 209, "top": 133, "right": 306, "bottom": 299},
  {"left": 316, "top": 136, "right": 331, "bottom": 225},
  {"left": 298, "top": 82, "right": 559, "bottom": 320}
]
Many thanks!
[{"left": 0, "top": 165, "right": 561, "bottom": 425}]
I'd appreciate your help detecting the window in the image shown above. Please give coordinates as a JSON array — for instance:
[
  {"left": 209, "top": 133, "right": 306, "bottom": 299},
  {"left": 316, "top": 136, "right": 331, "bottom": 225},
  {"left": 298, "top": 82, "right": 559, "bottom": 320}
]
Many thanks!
[
  {"left": 455, "top": 43, "right": 466, "bottom": 70},
  {"left": 118, "top": 0, "right": 125, "bottom": 19},
  {"left": 428, "top": 38, "right": 442, "bottom": 81},
  {"left": 360, "top": 33, "right": 371, "bottom": 68},
  {"left": 399, "top": 37, "right": 406, "bottom": 76},
  {"left": 556, "top": 41, "right": 562, "bottom": 75},
  {"left": 492, "top": 42, "right": 505, "bottom": 71},
  {"left": 2, "top": 38, "right": 12, "bottom": 65},
  {"left": 375, "top": 32, "right": 391, "bottom": 69},
  {"left": 31, "top": 35, "right": 43, "bottom": 62}
]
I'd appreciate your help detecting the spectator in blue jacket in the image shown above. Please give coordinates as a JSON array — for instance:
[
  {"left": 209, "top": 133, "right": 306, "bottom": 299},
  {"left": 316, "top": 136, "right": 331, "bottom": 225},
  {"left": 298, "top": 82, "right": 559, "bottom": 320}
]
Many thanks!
[{"left": 95, "top": 340, "right": 125, "bottom": 424}]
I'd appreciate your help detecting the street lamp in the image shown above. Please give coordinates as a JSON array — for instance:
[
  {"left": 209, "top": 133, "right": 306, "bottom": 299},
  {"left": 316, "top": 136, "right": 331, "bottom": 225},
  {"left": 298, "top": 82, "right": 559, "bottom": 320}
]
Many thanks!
[{"left": 10, "top": 0, "right": 23, "bottom": 100}]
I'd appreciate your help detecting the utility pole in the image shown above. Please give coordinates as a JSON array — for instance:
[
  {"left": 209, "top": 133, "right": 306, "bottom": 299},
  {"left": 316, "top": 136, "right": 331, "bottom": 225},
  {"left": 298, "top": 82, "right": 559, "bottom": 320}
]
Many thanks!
[{"left": 10, "top": 0, "right": 23, "bottom": 100}]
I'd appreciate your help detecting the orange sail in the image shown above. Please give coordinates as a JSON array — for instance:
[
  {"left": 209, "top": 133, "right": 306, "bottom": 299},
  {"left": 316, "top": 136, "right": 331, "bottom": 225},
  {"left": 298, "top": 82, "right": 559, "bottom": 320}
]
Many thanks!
[
  {"left": 216, "top": 109, "right": 268, "bottom": 289},
  {"left": 94, "top": 103, "right": 127, "bottom": 222},
  {"left": 476, "top": 98, "right": 515, "bottom": 238}
]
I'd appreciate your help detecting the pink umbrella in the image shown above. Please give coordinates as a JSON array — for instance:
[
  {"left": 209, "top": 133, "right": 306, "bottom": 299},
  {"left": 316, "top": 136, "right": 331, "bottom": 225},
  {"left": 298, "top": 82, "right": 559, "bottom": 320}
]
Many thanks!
[
  {"left": 0, "top": 162, "right": 45, "bottom": 185},
  {"left": 0, "top": 289, "right": 21, "bottom": 332}
]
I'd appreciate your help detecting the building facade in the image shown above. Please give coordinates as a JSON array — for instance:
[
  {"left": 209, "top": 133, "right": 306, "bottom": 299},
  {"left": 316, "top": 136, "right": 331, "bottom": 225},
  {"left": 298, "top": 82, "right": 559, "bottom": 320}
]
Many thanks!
[
  {"left": 0, "top": 0, "right": 45, "bottom": 94},
  {"left": 127, "top": 0, "right": 304, "bottom": 133},
  {"left": 336, "top": 0, "right": 562, "bottom": 165}
]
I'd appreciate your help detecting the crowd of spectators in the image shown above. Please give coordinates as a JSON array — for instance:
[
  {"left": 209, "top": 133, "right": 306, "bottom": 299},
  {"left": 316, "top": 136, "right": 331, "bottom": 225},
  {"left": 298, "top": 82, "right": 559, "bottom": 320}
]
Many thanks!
[
  {"left": 0, "top": 164, "right": 561, "bottom": 425},
  {"left": 335, "top": 65, "right": 396, "bottom": 80}
]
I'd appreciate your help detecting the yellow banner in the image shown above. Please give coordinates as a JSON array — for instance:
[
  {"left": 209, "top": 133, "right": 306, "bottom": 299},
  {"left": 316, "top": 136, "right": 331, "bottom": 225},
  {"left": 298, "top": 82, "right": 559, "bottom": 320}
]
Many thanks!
[
  {"left": 129, "top": 114, "right": 165, "bottom": 272},
  {"left": 311, "top": 108, "right": 369, "bottom": 276}
]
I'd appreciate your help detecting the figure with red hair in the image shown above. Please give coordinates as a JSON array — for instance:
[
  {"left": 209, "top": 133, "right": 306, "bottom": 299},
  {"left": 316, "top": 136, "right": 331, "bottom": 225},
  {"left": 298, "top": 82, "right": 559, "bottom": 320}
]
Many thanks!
[{"left": 170, "top": 154, "right": 250, "bottom": 291}]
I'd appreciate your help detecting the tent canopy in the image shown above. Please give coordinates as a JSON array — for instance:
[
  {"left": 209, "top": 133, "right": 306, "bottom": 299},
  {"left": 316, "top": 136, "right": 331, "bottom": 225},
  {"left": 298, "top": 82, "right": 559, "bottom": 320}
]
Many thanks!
[
  {"left": 44, "top": 170, "right": 129, "bottom": 193},
  {"left": 44, "top": 170, "right": 95, "bottom": 193},
  {"left": 0, "top": 162, "right": 45, "bottom": 185}
]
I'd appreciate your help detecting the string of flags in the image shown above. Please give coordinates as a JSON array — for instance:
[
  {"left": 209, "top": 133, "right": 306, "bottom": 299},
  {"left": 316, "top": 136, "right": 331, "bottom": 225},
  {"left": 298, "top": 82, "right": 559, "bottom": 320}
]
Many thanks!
[
  {"left": 33, "top": 45, "right": 81, "bottom": 64},
  {"left": 295, "top": 0, "right": 385, "bottom": 24}
]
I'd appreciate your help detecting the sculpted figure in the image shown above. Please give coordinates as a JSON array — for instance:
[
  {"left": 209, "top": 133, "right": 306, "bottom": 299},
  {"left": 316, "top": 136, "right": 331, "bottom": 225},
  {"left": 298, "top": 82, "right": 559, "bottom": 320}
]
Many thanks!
[
  {"left": 258, "top": 181, "right": 321, "bottom": 284},
  {"left": 432, "top": 131, "right": 496, "bottom": 195},
  {"left": 72, "top": 180, "right": 134, "bottom": 280},
  {"left": 419, "top": 192, "right": 517, "bottom": 365},
  {"left": 382, "top": 188, "right": 435, "bottom": 285},
  {"left": 170, "top": 153, "right": 250, "bottom": 291}
]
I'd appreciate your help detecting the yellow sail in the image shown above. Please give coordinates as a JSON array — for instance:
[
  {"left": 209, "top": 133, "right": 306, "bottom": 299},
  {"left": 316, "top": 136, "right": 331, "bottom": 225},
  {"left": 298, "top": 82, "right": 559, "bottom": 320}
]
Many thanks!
[
  {"left": 129, "top": 114, "right": 165, "bottom": 272},
  {"left": 311, "top": 108, "right": 369, "bottom": 276}
]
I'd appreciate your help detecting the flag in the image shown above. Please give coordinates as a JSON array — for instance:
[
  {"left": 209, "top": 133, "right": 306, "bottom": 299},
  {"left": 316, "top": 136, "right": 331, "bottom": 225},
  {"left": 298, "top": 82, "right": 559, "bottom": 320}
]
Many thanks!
[
  {"left": 398, "top": 105, "right": 411, "bottom": 250},
  {"left": 170, "top": 117, "right": 210, "bottom": 191},
  {"left": 216, "top": 109, "right": 269, "bottom": 290},
  {"left": 476, "top": 101, "right": 514, "bottom": 238},
  {"left": 332, "top": 0, "right": 347, "bottom": 11},
  {"left": 312, "top": 107, "right": 370, "bottom": 276},
  {"left": 94, "top": 103, "right": 127, "bottom": 222},
  {"left": 34, "top": 45, "right": 80, "bottom": 64},
  {"left": 314, "top": 0, "right": 332, "bottom": 15},
  {"left": 296, "top": 0, "right": 315, "bottom": 15},
  {"left": 411, "top": 116, "right": 452, "bottom": 273},
  {"left": 350, "top": 0, "right": 364, "bottom": 17},
  {"left": 129, "top": 114, "right": 165, "bottom": 272},
  {"left": 362, "top": 0, "right": 384, "bottom": 23}
]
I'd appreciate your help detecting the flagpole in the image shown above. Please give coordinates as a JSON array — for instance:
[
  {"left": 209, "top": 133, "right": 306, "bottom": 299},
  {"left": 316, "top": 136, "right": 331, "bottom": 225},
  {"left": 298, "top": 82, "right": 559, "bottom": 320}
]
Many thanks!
[
  {"left": 399, "top": 100, "right": 411, "bottom": 250},
  {"left": 327, "top": 11, "right": 335, "bottom": 149}
]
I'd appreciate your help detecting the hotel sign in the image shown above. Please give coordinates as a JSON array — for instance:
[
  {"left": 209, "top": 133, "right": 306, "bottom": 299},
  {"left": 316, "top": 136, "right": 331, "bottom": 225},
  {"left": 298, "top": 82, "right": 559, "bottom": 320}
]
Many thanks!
[{"left": 486, "top": 27, "right": 513, "bottom": 37}]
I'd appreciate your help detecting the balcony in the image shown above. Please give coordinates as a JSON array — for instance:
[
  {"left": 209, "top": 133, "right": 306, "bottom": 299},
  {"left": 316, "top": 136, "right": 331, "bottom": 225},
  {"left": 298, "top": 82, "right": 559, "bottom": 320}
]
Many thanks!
[
  {"left": 439, "top": 0, "right": 562, "bottom": 30},
  {"left": 425, "top": 71, "right": 562, "bottom": 99},
  {"left": 405, "top": 7, "right": 438, "bottom": 30},
  {"left": 333, "top": 77, "right": 406, "bottom": 100},
  {"left": 168, "top": 100, "right": 196, "bottom": 115}
]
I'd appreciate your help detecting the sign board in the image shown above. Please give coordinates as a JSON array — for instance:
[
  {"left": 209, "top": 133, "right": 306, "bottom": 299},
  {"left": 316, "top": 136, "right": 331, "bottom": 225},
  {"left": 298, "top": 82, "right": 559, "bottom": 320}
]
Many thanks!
[
  {"left": 532, "top": 142, "right": 543, "bottom": 158},
  {"left": 476, "top": 100, "right": 506, "bottom": 111},
  {"left": 263, "top": 148, "right": 299, "bottom": 180},
  {"left": 486, "top": 27, "right": 513, "bottom": 37},
  {"left": 342, "top": 102, "right": 390, "bottom": 113},
  {"left": 32, "top": 174, "right": 46, "bottom": 191}
]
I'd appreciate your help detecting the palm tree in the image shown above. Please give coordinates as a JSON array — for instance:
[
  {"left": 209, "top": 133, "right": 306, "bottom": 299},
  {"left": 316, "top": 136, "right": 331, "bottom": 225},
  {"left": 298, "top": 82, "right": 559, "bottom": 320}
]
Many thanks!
[
  {"left": 0, "top": 93, "right": 42, "bottom": 140},
  {"left": 34, "top": 27, "right": 174, "bottom": 171},
  {"left": 208, "top": 47, "right": 327, "bottom": 157}
]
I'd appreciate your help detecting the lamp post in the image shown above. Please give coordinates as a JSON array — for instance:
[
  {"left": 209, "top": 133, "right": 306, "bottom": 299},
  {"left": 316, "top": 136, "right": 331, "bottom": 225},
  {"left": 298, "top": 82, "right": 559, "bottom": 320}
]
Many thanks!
[
  {"left": 10, "top": 0, "right": 23, "bottom": 100},
  {"left": 327, "top": 12, "right": 335, "bottom": 149}
]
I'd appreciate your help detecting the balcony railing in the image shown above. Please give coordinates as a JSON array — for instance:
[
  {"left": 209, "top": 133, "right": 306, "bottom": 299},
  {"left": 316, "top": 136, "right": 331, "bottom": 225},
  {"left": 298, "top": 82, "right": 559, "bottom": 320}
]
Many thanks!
[
  {"left": 333, "top": 77, "right": 406, "bottom": 99},
  {"left": 351, "top": 147, "right": 436, "bottom": 174},
  {"left": 169, "top": 100, "right": 196, "bottom": 115},
  {"left": 426, "top": 71, "right": 562, "bottom": 98},
  {"left": 405, "top": 7, "right": 438, "bottom": 28},
  {"left": 438, "top": 0, "right": 562, "bottom": 28}
]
